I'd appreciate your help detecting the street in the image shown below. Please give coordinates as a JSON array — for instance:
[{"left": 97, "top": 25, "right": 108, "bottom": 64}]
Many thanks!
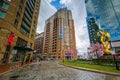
[{"left": 0, "top": 61, "right": 120, "bottom": 80}]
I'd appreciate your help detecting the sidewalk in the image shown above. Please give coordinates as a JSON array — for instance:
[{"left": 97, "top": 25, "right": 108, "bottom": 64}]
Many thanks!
[
  {"left": 0, "top": 62, "right": 32, "bottom": 74},
  {"left": 0, "top": 63, "right": 10, "bottom": 73},
  {"left": 60, "top": 63, "right": 120, "bottom": 76}
]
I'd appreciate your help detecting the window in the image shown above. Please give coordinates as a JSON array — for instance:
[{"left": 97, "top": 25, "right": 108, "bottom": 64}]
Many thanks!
[
  {"left": 30, "top": 43, "right": 32, "bottom": 48},
  {"left": 0, "top": 2, "right": 9, "bottom": 10},
  {"left": 14, "top": 19, "right": 18, "bottom": 27},
  {"left": 0, "top": 10, "right": 6, "bottom": 18},
  {"left": 18, "top": 7, "right": 22, "bottom": 14},
  {"left": 20, "top": 0, "right": 23, "bottom": 4},
  {"left": 0, "top": 1, "right": 4, "bottom": 7},
  {"left": 20, "top": 27, "right": 29, "bottom": 36},
  {"left": 16, "top": 12, "right": 20, "bottom": 20},
  {"left": 36, "top": 5, "right": 39, "bottom": 11},
  {"left": 2, "top": 2, "right": 9, "bottom": 9}
]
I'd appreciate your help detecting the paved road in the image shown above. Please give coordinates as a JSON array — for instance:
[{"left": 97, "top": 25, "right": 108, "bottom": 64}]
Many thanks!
[{"left": 0, "top": 61, "right": 120, "bottom": 80}]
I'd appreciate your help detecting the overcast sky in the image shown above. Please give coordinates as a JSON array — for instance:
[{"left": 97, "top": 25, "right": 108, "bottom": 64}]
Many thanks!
[{"left": 37, "top": 0, "right": 90, "bottom": 55}]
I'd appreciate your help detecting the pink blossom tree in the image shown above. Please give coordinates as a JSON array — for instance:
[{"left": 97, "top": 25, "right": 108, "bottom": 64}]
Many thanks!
[
  {"left": 89, "top": 42, "right": 104, "bottom": 58},
  {"left": 65, "top": 48, "right": 77, "bottom": 60}
]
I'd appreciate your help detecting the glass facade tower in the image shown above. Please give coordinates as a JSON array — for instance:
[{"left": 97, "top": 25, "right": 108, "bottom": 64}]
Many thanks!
[{"left": 85, "top": 0, "right": 120, "bottom": 41}]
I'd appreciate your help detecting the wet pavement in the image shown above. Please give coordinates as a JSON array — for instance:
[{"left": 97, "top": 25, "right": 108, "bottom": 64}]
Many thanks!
[{"left": 0, "top": 61, "right": 120, "bottom": 80}]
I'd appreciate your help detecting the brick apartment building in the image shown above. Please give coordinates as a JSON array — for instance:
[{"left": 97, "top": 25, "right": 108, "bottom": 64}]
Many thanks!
[
  {"left": 0, "top": 0, "right": 40, "bottom": 64},
  {"left": 43, "top": 8, "right": 77, "bottom": 60},
  {"left": 34, "top": 32, "right": 44, "bottom": 59}
]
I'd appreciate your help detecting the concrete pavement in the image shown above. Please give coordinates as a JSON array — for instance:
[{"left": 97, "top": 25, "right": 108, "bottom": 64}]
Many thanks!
[{"left": 0, "top": 61, "right": 120, "bottom": 80}]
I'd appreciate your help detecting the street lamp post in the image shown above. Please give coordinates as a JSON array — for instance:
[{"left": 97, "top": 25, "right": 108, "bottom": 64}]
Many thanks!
[{"left": 113, "top": 54, "right": 119, "bottom": 70}]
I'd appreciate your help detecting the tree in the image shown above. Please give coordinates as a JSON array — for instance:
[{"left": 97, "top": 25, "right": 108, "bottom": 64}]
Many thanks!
[
  {"left": 65, "top": 48, "right": 77, "bottom": 60},
  {"left": 89, "top": 43, "right": 104, "bottom": 58}
]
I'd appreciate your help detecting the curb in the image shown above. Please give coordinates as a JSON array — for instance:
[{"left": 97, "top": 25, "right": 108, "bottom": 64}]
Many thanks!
[{"left": 60, "top": 63, "right": 120, "bottom": 76}]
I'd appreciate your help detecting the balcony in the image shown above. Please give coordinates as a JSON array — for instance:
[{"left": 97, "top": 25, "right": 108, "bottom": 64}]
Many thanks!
[
  {"left": 23, "top": 16, "right": 31, "bottom": 27},
  {"left": 20, "top": 27, "right": 29, "bottom": 36},
  {"left": 24, "top": 11, "right": 32, "bottom": 22},
  {"left": 21, "top": 21, "right": 30, "bottom": 31},
  {"left": 26, "top": 6, "right": 33, "bottom": 18}
]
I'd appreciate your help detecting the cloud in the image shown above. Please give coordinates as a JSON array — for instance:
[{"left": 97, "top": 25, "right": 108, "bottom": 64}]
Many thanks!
[
  {"left": 60, "top": 0, "right": 71, "bottom": 5},
  {"left": 59, "top": 0, "right": 90, "bottom": 54},
  {"left": 48, "top": 0, "right": 56, "bottom": 3},
  {"left": 37, "top": 0, "right": 57, "bottom": 33}
]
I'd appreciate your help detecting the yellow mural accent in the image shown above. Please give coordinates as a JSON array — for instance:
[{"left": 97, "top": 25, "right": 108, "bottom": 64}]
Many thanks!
[{"left": 98, "top": 24, "right": 110, "bottom": 54}]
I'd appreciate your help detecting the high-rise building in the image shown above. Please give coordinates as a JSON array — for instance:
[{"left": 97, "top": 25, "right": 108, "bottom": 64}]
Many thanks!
[
  {"left": 43, "top": 8, "right": 77, "bottom": 60},
  {"left": 34, "top": 32, "right": 44, "bottom": 59},
  {"left": 0, "top": 0, "right": 40, "bottom": 64},
  {"left": 88, "top": 18, "right": 99, "bottom": 44},
  {"left": 85, "top": 0, "right": 120, "bottom": 52}
]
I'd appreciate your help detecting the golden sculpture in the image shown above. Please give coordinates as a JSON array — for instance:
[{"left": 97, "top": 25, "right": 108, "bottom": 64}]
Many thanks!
[{"left": 97, "top": 24, "right": 110, "bottom": 54}]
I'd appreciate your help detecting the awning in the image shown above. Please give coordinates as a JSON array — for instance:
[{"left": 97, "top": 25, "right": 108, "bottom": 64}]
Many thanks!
[{"left": 14, "top": 46, "right": 34, "bottom": 51}]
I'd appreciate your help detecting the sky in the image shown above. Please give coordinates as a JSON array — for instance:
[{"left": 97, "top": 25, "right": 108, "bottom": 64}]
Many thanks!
[{"left": 37, "top": 0, "right": 90, "bottom": 55}]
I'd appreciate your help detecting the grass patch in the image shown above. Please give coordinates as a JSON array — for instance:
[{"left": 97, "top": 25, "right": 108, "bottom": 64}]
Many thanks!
[{"left": 61, "top": 60, "right": 120, "bottom": 73}]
